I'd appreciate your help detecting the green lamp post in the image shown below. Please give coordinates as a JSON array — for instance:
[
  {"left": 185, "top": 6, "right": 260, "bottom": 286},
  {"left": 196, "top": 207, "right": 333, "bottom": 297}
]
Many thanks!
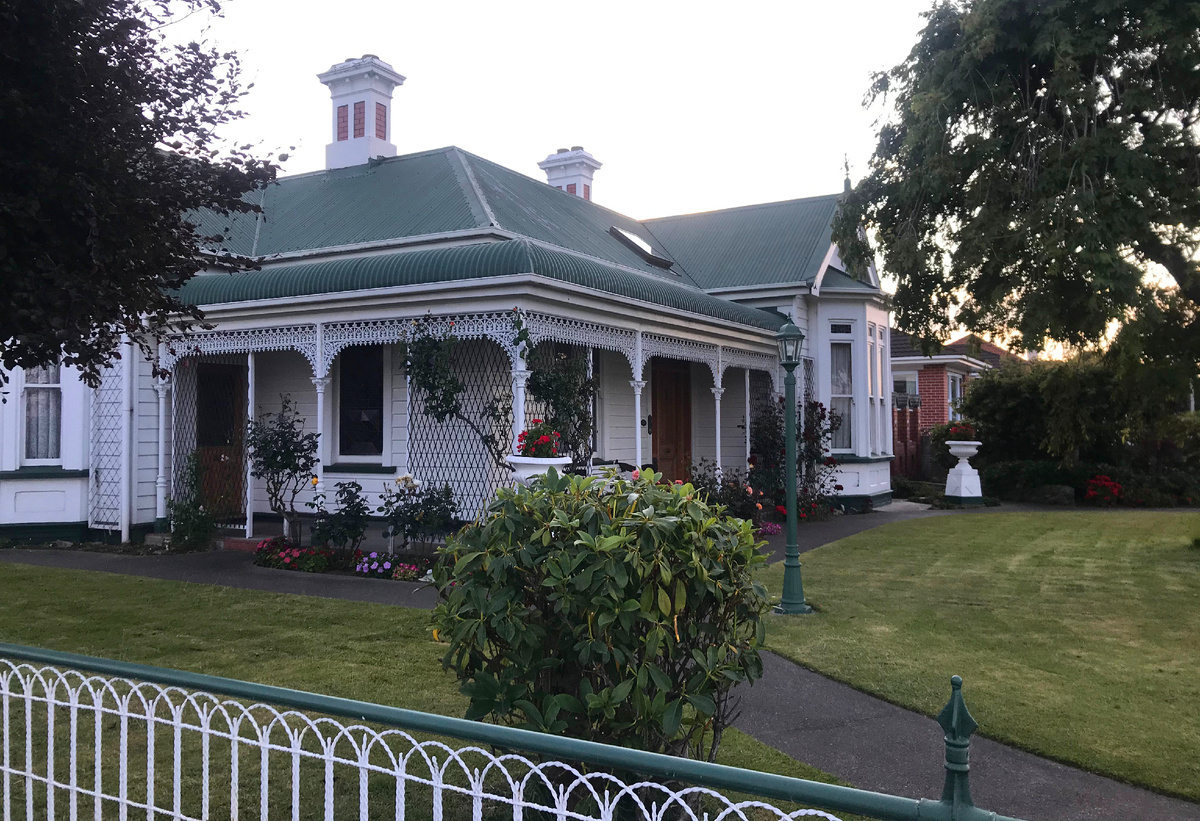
[{"left": 774, "top": 323, "right": 813, "bottom": 615}]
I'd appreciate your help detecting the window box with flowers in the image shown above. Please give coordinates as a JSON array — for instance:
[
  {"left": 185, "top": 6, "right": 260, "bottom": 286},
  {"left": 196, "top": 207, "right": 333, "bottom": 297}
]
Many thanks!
[{"left": 507, "top": 419, "right": 571, "bottom": 485}]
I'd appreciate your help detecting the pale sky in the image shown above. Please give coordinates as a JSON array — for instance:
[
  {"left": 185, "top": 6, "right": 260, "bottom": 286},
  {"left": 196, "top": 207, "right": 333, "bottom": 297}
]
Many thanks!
[{"left": 187, "top": 0, "right": 934, "bottom": 220}]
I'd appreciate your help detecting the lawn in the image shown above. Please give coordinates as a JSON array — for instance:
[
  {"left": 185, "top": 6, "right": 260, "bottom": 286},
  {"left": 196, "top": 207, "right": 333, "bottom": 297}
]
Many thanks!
[
  {"left": 759, "top": 510, "right": 1200, "bottom": 801},
  {"left": 0, "top": 562, "right": 861, "bottom": 820}
]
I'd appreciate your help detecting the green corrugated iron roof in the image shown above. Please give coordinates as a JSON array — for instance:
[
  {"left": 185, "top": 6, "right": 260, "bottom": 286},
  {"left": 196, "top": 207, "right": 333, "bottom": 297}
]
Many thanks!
[
  {"left": 642, "top": 194, "right": 844, "bottom": 290},
  {"left": 194, "top": 149, "right": 485, "bottom": 257},
  {"left": 178, "top": 239, "right": 785, "bottom": 331},
  {"left": 189, "top": 148, "right": 873, "bottom": 323},
  {"left": 818, "top": 268, "right": 875, "bottom": 290}
]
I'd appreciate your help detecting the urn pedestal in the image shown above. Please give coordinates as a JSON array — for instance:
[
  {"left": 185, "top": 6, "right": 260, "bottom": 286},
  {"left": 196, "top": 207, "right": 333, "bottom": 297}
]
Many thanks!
[{"left": 944, "top": 440, "right": 985, "bottom": 505}]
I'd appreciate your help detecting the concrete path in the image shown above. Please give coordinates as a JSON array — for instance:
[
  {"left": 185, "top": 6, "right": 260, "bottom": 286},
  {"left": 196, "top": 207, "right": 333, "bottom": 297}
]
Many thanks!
[
  {"left": 3, "top": 502, "right": 1197, "bottom": 821},
  {"left": 735, "top": 652, "right": 1199, "bottom": 821}
]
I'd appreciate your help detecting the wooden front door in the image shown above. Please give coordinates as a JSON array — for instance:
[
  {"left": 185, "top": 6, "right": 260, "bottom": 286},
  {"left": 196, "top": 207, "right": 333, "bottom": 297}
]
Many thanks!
[
  {"left": 195, "top": 362, "right": 247, "bottom": 523},
  {"left": 651, "top": 358, "right": 692, "bottom": 482}
]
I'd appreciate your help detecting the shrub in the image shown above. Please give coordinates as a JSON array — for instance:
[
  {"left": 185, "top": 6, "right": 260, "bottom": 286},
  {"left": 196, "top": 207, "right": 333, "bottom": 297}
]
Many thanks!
[
  {"left": 1084, "top": 475, "right": 1123, "bottom": 506},
  {"left": 253, "top": 537, "right": 335, "bottom": 573},
  {"left": 432, "top": 468, "right": 769, "bottom": 762},
  {"left": 378, "top": 474, "right": 460, "bottom": 549},
  {"left": 310, "top": 481, "right": 371, "bottom": 551},
  {"left": 688, "top": 459, "right": 758, "bottom": 520},
  {"left": 247, "top": 396, "right": 319, "bottom": 537},
  {"left": 168, "top": 453, "right": 216, "bottom": 552},
  {"left": 748, "top": 399, "right": 840, "bottom": 510}
]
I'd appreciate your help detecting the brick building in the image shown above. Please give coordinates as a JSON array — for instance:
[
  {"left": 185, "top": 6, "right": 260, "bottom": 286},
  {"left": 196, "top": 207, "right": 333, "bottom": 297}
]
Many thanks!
[{"left": 889, "top": 331, "right": 1022, "bottom": 478}]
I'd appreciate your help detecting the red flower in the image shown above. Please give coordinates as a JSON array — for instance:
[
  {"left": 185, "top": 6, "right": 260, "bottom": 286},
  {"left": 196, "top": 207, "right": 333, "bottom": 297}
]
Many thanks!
[
  {"left": 532, "top": 419, "right": 543, "bottom": 424},
  {"left": 775, "top": 505, "right": 788, "bottom": 515}
]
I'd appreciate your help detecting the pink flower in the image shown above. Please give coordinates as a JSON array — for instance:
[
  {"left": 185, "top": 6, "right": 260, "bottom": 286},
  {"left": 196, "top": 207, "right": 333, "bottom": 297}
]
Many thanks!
[{"left": 632, "top": 470, "right": 640, "bottom": 480}]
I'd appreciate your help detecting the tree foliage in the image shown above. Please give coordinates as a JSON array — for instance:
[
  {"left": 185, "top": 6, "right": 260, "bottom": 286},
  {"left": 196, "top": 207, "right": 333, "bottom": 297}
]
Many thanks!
[
  {"left": 432, "top": 468, "right": 768, "bottom": 762},
  {"left": 0, "top": 0, "right": 280, "bottom": 384},
  {"left": 834, "top": 0, "right": 1200, "bottom": 357}
]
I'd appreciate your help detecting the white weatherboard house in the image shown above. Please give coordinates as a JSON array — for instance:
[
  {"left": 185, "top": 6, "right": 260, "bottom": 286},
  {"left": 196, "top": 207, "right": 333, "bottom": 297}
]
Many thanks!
[{"left": 0, "top": 56, "right": 893, "bottom": 543}]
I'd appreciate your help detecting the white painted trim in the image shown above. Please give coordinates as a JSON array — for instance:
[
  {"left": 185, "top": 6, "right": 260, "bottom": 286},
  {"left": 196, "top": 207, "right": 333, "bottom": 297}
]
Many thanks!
[
  {"left": 890, "top": 354, "right": 991, "bottom": 371},
  {"left": 810, "top": 243, "right": 839, "bottom": 297},
  {"left": 192, "top": 275, "right": 779, "bottom": 355}
]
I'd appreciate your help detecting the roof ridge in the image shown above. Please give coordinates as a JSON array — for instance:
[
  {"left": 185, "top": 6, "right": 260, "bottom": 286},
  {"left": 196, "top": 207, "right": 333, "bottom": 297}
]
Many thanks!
[
  {"left": 643, "top": 192, "right": 842, "bottom": 224},
  {"left": 446, "top": 148, "right": 498, "bottom": 228},
  {"left": 268, "top": 146, "right": 463, "bottom": 184}
]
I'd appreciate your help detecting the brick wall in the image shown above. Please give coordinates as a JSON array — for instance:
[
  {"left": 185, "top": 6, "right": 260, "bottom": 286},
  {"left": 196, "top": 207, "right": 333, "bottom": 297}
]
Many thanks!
[{"left": 917, "top": 365, "right": 947, "bottom": 430}]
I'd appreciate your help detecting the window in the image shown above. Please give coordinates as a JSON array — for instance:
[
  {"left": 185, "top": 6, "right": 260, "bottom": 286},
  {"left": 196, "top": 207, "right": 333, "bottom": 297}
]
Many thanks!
[
  {"left": 23, "top": 364, "right": 61, "bottom": 462},
  {"left": 338, "top": 347, "right": 383, "bottom": 457},
  {"left": 353, "top": 101, "right": 365, "bottom": 138},
  {"left": 375, "top": 102, "right": 387, "bottom": 140},
  {"left": 583, "top": 184, "right": 591, "bottom": 201},
  {"left": 567, "top": 183, "right": 577, "bottom": 196},
  {"left": 336, "top": 105, "right": 348, "bottom": 141},
  {"left": 948, "top": 373, "right": 963, "bottom": 421},
  {"left": 894, "top": 373, "right": 917, "bottom": 395},
  {"left": 830, "top": 323, "right": 853, "bottom": 335},
  {"left": 830, "top": 342, "right": 853, "bottom": 450},
  {"left": 868, "top": 327, "right": 878, "bottom": 454}
]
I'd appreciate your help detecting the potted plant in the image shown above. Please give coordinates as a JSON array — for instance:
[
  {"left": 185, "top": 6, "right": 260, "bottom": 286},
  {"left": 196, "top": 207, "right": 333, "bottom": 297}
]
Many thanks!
[
  {"left": 944, "top": 421, "right": 982, "bottom": 461},
  {"left": 507, "top": 418, "right": 571, "bottom": 484}
]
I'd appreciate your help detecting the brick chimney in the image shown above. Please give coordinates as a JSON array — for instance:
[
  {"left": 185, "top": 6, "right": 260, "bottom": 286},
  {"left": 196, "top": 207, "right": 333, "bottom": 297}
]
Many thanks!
[
  {"left": 318, "top": 55, "right": 406, "bottom": 170},
  {"left": 538, "top": 146, "right": 602, "bottom": 201}
]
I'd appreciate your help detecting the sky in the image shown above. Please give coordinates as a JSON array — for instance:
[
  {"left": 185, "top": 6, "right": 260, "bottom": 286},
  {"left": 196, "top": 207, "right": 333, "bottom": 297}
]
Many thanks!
[{"left": 183, "top": 0, "right": 935, "bottom": 220}]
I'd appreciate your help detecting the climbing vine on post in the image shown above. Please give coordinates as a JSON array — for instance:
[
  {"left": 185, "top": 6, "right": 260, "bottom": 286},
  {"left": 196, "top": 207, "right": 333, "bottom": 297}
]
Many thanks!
[
  {"left": 528, "top": 345, "right": 597, "bottom": 469},
  {"left": 406, "top": 316, "right": 512, "bottom": 471}
]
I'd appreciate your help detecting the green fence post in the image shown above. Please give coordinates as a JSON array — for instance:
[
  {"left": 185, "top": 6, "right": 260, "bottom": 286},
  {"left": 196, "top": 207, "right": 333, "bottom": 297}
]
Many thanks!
[{"left": 938, "top": 675, "right": 979, "bottom": 818}]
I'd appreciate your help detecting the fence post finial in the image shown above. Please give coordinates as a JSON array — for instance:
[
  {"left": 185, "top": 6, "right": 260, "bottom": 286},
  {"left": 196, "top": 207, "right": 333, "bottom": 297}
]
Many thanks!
[{"left": 938, "top": 675, "right": 979, "bottom": 815}]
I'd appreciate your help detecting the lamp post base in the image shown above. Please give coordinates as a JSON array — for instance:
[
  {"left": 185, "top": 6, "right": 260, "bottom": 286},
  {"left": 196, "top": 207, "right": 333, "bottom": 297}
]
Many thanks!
[{"left": 773, "top": 601, "right": 814, "bottom": 615}]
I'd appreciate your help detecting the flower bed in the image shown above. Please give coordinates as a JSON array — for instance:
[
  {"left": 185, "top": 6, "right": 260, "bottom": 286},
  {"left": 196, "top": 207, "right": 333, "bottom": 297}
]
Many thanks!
[
  {"left": 352, "top": 550, "right": 434, "bottom": 581},
  {"left": 253, "top": 537, "right": 336, "bottom": 573}
]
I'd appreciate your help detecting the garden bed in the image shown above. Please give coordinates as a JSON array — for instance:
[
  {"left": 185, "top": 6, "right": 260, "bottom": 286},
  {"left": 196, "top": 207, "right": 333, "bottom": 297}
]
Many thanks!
[{"left": 251, "top": 537, "right": 438, "bottom": 582}]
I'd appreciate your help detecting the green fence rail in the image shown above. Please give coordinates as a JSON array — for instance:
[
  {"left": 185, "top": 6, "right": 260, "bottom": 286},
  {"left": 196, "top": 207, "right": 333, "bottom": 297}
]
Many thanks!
[{"left": 0, "top": 641, "right": 1024, "bottom": 821}]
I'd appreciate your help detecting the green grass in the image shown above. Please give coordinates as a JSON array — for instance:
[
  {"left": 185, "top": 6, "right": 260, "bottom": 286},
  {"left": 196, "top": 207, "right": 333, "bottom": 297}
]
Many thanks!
[
  {"left": 0, "top": 563, "right": 862, "bottom": 820},
  {"left": 760, "top": 510, "right": 1200, "bottom": 801}
]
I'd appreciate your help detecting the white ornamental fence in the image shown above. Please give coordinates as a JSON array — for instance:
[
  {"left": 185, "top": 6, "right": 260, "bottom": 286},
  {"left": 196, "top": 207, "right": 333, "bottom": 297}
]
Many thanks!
[{"left": 0, "top": 644, "right": 1022, "bottom": 821}]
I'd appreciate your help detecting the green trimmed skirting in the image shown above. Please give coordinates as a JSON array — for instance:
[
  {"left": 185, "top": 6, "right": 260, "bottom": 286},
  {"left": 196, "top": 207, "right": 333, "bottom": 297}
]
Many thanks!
[
  {"left": 944, "top": 495, "right": 988, "bottom": 506},
  {"left": 833, "top": 490, "right": 894, "bottom": 512},
  {"left": 0, "top": 521, "right": 90, "bottom": 543},
  {"left": 834, "top": 455, "right": 896, "bottom": 464}
]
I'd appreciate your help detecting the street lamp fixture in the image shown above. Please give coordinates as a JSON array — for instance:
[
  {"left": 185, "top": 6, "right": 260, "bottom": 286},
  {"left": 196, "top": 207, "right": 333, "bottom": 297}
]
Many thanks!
[{"left": 774, "top": 323, "right": 813, "bottom": 615}]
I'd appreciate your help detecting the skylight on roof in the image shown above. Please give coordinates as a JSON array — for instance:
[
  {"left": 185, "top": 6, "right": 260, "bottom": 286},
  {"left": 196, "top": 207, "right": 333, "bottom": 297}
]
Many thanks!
[
  {"left": 608, "top": 226, "right": 675, "bottom": 270},
  {"left": 615, "top": 227, "right": 653, "bottom": 255}
]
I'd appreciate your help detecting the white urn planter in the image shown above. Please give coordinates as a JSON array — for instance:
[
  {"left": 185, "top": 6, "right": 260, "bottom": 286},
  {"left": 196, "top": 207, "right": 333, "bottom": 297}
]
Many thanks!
[
  {"left": 944, "top": 440, "right": 984, "bottom": 504},
  {"left": 507, "top": 454, "right": 572, "bottom": 486}
]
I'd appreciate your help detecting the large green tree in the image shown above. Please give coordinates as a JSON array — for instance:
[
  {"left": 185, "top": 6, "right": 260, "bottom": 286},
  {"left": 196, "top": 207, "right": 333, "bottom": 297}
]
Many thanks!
[
  {"left": 834, "top": 0, "right": 1200, "bottom": 358},
  {"left": 0, "top": 0, "right": 280, "bottom": 386}
]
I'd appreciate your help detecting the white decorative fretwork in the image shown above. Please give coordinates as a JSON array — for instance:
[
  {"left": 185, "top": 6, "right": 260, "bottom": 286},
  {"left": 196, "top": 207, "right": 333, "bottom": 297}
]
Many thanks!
[
  {"left": 524, "top": 313, "right": 639, "bottom": 374},
  {"left": 321, "top": 313, "right": 527, "bottom": 375},
  {"left": 0, "top": 656, "right": 844, "bottom": 821},
  {"left": 161, "top": 325, "right": 319, "bottom": 373},
  {"left": 641, "top": 333, "right": 721, "bottom": 383},
  {"left": 723, "top": 348, "right": 783, "bottom": 394}
]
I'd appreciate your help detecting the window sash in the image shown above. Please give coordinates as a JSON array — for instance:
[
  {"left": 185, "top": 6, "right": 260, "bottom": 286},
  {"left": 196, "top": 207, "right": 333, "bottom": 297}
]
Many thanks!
[
  {"left": 338, "top": 347, "right": 384, "bottom": 458},
  {"left": 24, "top": 386, "right": 61, "bottom": 461}
]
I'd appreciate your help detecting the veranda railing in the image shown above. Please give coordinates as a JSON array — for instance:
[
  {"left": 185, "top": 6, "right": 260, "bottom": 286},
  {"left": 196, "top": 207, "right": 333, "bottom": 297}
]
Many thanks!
[{"left": 0, "top": 642, "right": 1024, "bottom": 821}]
